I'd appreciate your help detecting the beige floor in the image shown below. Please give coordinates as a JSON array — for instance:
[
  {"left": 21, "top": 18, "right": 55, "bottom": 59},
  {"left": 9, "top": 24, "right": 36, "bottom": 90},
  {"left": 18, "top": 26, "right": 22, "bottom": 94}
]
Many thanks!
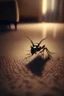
[{"left": 0, "top": 23, "right": 64, "bottom": 59}]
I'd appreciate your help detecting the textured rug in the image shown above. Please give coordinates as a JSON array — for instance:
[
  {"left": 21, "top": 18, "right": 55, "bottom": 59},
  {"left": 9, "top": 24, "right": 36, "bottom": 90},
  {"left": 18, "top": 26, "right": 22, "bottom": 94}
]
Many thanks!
[{"left": 0, "top": 56, "right": 64, "bottom": 96}]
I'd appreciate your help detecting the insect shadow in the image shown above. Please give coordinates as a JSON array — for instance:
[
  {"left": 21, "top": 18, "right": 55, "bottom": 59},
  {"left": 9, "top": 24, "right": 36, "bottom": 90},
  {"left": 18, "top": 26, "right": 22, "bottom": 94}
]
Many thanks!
[{"left": 26, "top": 55, "right": 50, "bottom": 76}]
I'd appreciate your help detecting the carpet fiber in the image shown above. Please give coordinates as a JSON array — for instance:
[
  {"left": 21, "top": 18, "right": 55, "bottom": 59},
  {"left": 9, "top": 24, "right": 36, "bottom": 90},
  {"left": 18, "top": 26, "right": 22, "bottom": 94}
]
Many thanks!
[{"left": 0, "top": 56, "right": 64, "bottom": 96}]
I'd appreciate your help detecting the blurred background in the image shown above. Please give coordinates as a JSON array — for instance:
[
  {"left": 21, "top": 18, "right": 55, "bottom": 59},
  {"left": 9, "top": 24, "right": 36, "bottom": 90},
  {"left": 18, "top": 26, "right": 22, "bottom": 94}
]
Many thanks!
[
  {"left": 17, "top": 0, "right": 64, "bottom": 22},
  {"left": 0, "top": 0, "right": 64, "bottom": 23}
]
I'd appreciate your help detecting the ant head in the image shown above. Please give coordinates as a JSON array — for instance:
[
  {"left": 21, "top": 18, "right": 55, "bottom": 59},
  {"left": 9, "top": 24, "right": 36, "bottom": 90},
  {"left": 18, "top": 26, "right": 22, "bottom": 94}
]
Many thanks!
[
  {"left": 30, "top": 45, "right": 36, "bottom": 49},
  {"left": 34, "top": 43, "right": 40, "bottom": 47}
]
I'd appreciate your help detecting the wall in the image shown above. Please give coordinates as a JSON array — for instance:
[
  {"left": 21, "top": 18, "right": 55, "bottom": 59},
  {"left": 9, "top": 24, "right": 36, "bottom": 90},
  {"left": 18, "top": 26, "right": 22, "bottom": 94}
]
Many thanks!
[
  {"left": 17, "top": 0, "right": 64, "bottom": 22},
  {"left": 0, "top": 0, "right": 64, "bottom": 22},
  {"left": 17, "top": 0, "right": 39, "bottom": 18},
  {"left": 0, "top": 0, "right": 14, "bottom": 2},
  {"left": 59, "top": 0, "right": 64, "bottom": 22}
]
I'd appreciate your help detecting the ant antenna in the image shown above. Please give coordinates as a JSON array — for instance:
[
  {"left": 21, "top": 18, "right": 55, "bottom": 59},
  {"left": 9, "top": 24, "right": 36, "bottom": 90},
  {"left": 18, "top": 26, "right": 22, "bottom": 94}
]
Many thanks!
[
  {"left": 26, "top": 36, "right": 34, "bottom": 47},
  {"left": 37, "top": 37, "right": 47, "bottom": 47}
]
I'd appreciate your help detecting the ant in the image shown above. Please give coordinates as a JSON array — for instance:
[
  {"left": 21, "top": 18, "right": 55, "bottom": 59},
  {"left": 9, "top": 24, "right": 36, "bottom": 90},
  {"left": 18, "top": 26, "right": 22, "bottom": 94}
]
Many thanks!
[{"left": 26, "top": 37, "right": 54, "bottom": 58}]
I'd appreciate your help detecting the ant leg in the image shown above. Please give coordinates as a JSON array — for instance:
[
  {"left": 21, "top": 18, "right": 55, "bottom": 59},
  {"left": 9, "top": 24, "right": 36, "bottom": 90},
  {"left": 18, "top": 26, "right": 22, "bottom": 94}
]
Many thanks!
[
  {"left": 45, "top": 47, "right": 52, "bottom": 58},
  {"left": 39, "top": 47, "right": 51, "bottom": 57},
  {"left": 39, "top": 49, "right": 44, "bottom": 58},
  {"left": 26, "top": 53, "right": 31, "bottom": 55},
  {"left": 39, "top": 45, "right": 45, "bottom": 54},
  {"left": 25, "top": 55, "right": 32, "bottom": 59},
  {"left": 45, "top": 48, "right": 51, "bottom": 53}
]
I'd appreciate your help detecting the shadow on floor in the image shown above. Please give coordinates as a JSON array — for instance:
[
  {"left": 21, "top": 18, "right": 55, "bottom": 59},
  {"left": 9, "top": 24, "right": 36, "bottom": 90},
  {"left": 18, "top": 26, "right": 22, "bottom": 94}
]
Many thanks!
[
  {"left": 51, "top": 86, "right": 64, "bottom": 96},
  {"left": 0, "top": 88, "right": 16, "bottom": 96},
  {"left": 26, "top": 56, "right": 50, "bottom": 76}
]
